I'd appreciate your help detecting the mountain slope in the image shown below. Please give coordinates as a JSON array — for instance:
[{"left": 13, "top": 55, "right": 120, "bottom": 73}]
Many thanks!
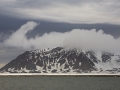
[{"left": 0, "top": 47, "right": 120, "bottom": 74}]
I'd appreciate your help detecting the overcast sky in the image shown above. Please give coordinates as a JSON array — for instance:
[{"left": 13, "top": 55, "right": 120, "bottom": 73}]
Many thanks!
[{"left": 0, "top": 0, "right": 120, "bottom": 68}]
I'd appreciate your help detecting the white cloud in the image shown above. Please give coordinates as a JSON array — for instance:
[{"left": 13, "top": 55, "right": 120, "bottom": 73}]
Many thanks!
[
  {"left": 0, "top": 0, "right": 120, "bottom": 24},
  {"left": 3, "top": 21, "right": 120, "bottom": 53},
  {"left": 4, "top": 21, "right": 39, "bottom": 49}
]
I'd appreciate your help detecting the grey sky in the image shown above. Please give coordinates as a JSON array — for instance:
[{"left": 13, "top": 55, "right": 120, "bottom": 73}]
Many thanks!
[
  {"left": 0, "top": 0, "right": 120, "bottom": 24},
  {"left": 0, "top": 15, "right": 120, "bottom": 38},
  {"left": 0, "top": 0, "right": 120, "bottom": 68}
]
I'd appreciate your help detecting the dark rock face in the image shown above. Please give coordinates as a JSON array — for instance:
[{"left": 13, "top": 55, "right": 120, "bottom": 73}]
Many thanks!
[
  {"left": 0, "top": 47, "right": 120, "bottom": 74},
  {"left": 85, "top": 51, "right": 98, "bottom": 63},
  {"left": 0, "top": 47, "right": 97, "bottom": 73},
  {"left": 101, "top": 53, "right": 113, "bottom": 62}
]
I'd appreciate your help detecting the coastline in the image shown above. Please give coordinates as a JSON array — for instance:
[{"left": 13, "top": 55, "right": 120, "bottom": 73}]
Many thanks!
[{"left": 0, "top": 73, "right": 120, "bottom": 77}]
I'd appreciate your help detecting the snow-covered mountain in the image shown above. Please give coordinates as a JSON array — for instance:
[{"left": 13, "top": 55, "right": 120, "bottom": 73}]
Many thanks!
[{"left": 0, "top": 47, "right": 120, "bottom": 74}]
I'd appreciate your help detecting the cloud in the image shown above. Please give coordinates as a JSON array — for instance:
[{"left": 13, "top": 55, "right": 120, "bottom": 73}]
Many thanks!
[
  {"left": 4, "top": 21, "right": 39, "bottom": 49},
  {"left": 64, "top": 29, "right": 120, "bottom": 53},
  {"left": 2, "top": 21, "right": 120, "bottom": 53},
  {"left": 0, "top": 33, "right": 4, "bottom": 42},
  {"left": 0, "top": 0, "right": 120, "bottom": 24},
  {"left": 0, "top": 32, "right": 10, "bottom": 42},
  {"left": 0, "top": 33, "right": 8, "bottom": 49}
]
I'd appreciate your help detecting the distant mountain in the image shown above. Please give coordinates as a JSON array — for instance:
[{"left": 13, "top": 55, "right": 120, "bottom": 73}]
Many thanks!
[{"left": 0, "top": 47, "right": 120, "bottom": 74}]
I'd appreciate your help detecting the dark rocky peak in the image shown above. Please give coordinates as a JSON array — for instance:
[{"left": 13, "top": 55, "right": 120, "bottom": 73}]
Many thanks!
[
  {"left": 1, "top": 47, "right": 120, "bottom": 74},
  {"left": 0, "top": 47, "right": 97, "bottom": 73},
  {"left": 101, "top": 52, "right": 114, "bottom": 62},
  {"left": 85, "top": 51, "right": 98, "bottom": 63}
]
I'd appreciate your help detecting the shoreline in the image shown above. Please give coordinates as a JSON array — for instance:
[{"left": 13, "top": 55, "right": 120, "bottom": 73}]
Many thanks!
[{"left": 0, "top": 73, "right": 120, "bottom": 77}]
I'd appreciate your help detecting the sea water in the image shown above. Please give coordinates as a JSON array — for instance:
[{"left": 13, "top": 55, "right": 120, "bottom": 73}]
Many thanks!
[{"left": 0, "top": 76, "right": 120, "bottom": 90}]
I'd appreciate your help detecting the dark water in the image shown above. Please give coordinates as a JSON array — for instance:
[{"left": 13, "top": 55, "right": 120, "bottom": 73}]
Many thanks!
[{"left": 0, "top": 76, "right": 120, "bottom": 90}]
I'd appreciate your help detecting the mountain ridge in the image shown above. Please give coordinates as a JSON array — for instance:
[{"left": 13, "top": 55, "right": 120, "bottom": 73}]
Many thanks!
[{"left": 0, "top": 47, "right": 120, "bottom": 74}]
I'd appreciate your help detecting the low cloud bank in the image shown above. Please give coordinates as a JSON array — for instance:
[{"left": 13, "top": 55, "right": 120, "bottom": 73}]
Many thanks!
[{"left": 1, "top": 21, "right": 120, "bottom": 53}]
